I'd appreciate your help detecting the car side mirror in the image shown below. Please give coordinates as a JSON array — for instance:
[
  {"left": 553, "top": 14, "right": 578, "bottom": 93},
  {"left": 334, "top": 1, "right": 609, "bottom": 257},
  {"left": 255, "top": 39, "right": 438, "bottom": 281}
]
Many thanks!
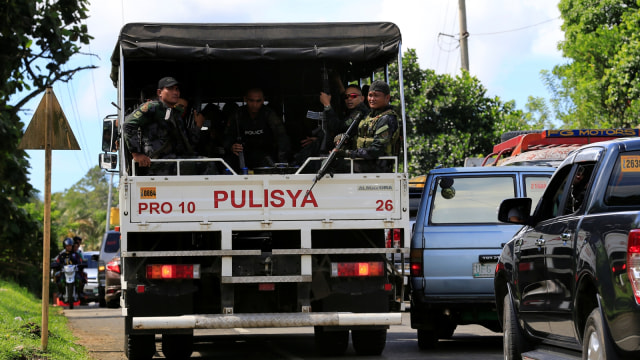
[{"left": 498, "top": 198, "right": 532, "bottom": 224}]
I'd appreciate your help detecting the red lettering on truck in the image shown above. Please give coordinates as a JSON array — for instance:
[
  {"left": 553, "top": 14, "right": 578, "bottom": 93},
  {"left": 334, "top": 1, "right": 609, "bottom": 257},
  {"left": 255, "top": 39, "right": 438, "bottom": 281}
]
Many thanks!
[{"left": 213, "top": 189, "right": 318, "bottom": 208}]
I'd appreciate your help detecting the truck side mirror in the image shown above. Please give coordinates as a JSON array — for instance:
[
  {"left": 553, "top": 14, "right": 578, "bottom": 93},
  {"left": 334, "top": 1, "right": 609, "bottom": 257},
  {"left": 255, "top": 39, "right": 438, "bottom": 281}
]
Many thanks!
[
  {"left": 99, "top": 152, "right": 118, "bottom": 172},
  {"left": 102, "top": 115, "right": 118, "bottom": 153}
]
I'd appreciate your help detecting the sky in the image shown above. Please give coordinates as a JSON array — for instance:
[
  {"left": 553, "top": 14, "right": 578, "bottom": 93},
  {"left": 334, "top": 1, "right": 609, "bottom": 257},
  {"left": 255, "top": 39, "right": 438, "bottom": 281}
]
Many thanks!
[{"left": 17, "top": 0, "right": 565, "bottom": 195}]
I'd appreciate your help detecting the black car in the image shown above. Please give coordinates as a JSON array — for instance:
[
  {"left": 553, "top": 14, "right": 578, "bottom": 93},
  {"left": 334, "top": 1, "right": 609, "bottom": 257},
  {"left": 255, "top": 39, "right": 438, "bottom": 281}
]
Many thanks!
[{"left": 494, "top": 137, "right": 640, "bottom": 360}]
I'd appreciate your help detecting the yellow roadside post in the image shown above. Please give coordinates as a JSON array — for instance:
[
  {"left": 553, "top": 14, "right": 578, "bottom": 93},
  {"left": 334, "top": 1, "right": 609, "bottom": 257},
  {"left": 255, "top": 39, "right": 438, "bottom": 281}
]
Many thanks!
[{"left": 19, "top": 87, "right": 80, "bottom": 350}]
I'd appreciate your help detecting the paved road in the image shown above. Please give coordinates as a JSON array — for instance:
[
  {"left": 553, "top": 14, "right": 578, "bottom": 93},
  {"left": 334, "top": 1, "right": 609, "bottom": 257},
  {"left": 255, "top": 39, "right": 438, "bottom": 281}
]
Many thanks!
[{"left": 65, "top": 304, "right": 503, "bottom": 359}]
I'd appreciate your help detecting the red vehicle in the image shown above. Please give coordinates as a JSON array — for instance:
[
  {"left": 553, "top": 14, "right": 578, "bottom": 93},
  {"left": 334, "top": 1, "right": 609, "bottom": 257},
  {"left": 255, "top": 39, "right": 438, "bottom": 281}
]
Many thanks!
[{"left": 482, "top": 129, "right": 640, "bottom": 167}]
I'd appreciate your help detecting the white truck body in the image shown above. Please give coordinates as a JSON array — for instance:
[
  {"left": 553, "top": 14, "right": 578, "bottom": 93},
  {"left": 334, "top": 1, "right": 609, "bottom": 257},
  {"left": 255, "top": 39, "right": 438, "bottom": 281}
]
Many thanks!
[{"left": 103, "top": 22, "right": 410, "bottom": 358}]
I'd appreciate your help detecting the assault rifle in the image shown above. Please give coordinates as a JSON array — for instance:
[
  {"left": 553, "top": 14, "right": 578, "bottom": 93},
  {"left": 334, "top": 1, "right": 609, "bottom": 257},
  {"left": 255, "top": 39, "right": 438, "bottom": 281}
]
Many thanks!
[{"left": 305, "top": 112, "right": 361, "bottom": 198}]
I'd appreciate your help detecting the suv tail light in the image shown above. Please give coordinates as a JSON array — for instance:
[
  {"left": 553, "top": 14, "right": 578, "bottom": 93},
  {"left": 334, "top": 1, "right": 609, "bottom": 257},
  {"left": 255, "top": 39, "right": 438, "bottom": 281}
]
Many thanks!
[
  {"left": 106, "top": 259, "right": 121, "bottom": 274},
  {"left": 385, "top": 228, "right": 402, "bottom": 248},
  {"left": 628, "top": 230, "right": 640, "bottom": 304},
  {"left": 410, "top": 248, "right": 423, "bottom": 277}
]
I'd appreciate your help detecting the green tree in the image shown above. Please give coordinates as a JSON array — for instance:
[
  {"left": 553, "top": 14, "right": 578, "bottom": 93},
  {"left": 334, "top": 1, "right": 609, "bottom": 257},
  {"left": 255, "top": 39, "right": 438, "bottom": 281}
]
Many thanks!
[
  {"left": 0, "top": 0, "right": 93, "bottom": 292},
  {"left": 55, "top": 166, "right": 119, "bottom": 251},
  {"left": 553, "top": 0, "right": 640, "bottom": 128},
  {"left": 389, "top": 49, "right": 536, "bottom": 176}
]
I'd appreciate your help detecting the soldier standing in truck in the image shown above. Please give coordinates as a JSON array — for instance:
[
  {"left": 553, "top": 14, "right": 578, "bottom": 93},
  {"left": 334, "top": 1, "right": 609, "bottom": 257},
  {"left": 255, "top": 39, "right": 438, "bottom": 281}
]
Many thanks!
[
  {"left": 224, "top": 87, "right": 291, "bottom": 171},
  {"left": 336, "top": 80, "right": 400, "bottom": 173},
  {"left": 122, "top": 76, "right": 199, "bottom": 175}
]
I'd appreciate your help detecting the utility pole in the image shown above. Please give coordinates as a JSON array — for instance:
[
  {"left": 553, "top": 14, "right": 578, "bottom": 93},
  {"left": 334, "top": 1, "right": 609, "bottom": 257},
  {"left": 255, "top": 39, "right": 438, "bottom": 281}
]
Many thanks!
[{"left": 458, "top": 0, "right": 470, "bottom": 72}]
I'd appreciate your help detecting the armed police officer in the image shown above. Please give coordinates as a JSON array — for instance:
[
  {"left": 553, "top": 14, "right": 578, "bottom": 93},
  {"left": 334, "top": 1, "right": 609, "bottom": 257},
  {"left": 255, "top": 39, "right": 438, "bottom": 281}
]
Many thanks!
[
  {"left": 123, "top": 77, "right": 199, "bottom": 175},
  {"left": 336, "top": 80, "right": 400, "bottom": 173},
  {"left": 224, "top": 87, "right": 291, "bottom": 171},
  {"left": 323, "top": 84, "right": 370, "bottom": 148}
]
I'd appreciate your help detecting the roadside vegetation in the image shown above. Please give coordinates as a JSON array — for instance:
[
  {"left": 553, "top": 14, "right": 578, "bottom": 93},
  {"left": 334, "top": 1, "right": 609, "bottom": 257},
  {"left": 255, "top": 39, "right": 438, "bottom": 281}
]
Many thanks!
[{"left": 0, "top": 279, "right": 90, "bottom": 360}]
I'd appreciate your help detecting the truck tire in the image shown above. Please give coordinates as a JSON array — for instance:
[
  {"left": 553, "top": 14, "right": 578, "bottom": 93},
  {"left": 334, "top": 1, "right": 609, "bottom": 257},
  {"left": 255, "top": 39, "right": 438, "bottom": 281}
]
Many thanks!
[
  {"left": 161, "top": 333, "right": 193, "bottom": 359},
  {"left": 106, "top": 297, "right": 119, "bottom": 308},
  {"left": 417, "top": 329, "right": 437, "bottom": 349},
  {"left": 437, "top": 322, "right": 456, "bottom": 339},
  {"left": 352, "top": 329, "right": 387, "bottom": 355},
  {"left": 314, "top": 326, "right": 348, "bottom": 356},
  {"left": 503, "top": 294, "right": 528, "bottom": 360},
  {"left": 583, "top": 308, "right": 616, "bottom": 360},
  {"left": 124, "top": 317, "right": 155, "bottom": 360},
  {"left": 125, "top": 334, "right": 155, "bottom": 360}
]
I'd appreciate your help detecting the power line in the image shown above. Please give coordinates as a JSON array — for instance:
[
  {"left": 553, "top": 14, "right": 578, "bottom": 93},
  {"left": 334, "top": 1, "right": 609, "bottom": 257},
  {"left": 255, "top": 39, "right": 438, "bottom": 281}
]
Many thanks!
[{"left": 473, "top": 17, "right": 560, "bottom": 37}]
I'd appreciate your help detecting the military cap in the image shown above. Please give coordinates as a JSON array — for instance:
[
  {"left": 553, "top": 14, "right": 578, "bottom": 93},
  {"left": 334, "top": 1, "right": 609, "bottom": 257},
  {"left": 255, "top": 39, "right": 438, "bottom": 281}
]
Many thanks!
[
  {"left": 158, "top": 76, "right": 179, "bottom": 89},
  {"left": 369, "top": 80, "right": 390, "bottom": 95}
]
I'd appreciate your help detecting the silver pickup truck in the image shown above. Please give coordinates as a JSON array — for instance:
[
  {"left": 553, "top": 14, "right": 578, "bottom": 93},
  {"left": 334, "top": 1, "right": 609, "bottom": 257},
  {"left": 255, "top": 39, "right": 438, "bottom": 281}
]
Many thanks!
[{"left": 409, "top": 166, "right": 555, "bottom": 349}]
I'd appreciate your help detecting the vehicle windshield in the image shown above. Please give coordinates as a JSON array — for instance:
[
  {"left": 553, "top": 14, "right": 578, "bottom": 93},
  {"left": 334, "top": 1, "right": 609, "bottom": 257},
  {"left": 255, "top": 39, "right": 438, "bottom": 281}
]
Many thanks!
[{"left": 430, "top": 176, "right": 516, "bottom": 224}]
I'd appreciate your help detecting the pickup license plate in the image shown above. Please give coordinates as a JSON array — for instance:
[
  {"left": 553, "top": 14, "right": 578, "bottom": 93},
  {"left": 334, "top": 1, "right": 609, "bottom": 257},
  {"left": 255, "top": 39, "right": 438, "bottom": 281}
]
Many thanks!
[{"left": 472, "top": 262, "right": 496, "bottom": 278}]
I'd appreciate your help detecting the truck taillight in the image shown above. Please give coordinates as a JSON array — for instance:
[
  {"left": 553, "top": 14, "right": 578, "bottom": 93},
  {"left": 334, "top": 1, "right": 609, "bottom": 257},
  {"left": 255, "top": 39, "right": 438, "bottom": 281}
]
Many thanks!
[
  {"left": 628, "top": 230, "right": 640, "bottom": 304},
  {"left": 331, "top": 262, "right": 383, "bottom": 277},
  {"left": 385, "top": 228, "right": 402, "bottom": 248},
  {"left": 146, "top": 264, "right": 200, "bottom": 279},
  {"left": 410, "top": 248, "right": 423, "bottom": 277}
]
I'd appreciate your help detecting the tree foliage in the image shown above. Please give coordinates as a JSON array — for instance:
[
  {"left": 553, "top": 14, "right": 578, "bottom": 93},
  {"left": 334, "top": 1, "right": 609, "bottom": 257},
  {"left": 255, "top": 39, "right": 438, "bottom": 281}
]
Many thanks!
[
  {"left": 553, "top": 0, "right": 640, "bottom": 127},
  {"left": 388, "top": 49, "right": 538, "bottom": 176},
  {"left": 54, "top": 166, "right": 119, "bottom": 251},
  {"left": 0, "top": 0, "right": 93, "bottom": 292}
]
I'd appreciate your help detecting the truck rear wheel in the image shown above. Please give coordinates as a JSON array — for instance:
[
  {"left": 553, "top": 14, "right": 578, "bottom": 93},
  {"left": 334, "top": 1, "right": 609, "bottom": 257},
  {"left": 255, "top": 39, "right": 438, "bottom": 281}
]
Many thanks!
[
  {"left": 351, "top": 329, "right": 387, "bottom": 355},
  {"left": 124, "top": 317, "right": 155, "bottom": 360},
  {"left": 125, "top": 334, "right": 155, "bottom": 360},
  {"left": 161, "top": 333, "right": 193, "bottom": 359},
  {"left": 314, "top": 326, "right": 349, "bottom": 356}
]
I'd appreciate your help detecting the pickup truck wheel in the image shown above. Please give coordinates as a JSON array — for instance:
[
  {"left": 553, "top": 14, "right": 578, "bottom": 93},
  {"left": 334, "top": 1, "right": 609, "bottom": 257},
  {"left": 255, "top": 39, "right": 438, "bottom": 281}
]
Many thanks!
[
  {"left": 503, "top": 294, "right": 528, "bottom": 360},
  {"left": 98, "top": 287, "right": 106, "bottom": 307},
  {"left": 417, "top": 329, "right": 438, "bottom": 349},
  {"left": 437, "top": 322, "right": 456, "bottom": 339},
  {"left": 583, "top": 308, "right": 616, "bottom": 360},
  {"left": 352, "top": 329, "right": 386, "bottom": 355},
  {"left": 314, "top": 326, "right": 348, "bottom": 356},
  {"left": 161, "top": 333, "right": 193, "bottom": 359}
]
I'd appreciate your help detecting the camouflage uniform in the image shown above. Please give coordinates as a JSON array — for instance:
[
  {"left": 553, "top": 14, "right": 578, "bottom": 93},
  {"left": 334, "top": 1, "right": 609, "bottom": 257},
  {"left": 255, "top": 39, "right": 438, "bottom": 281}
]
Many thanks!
[
  {"left": 340, "top": 105, "right": 400, "bottom": 173},
  {"left": 224, "top": 106, "right": 291, "bottom": 170},
  {"left": 123, "top": 100, "right": 198, "bottom": 175}
]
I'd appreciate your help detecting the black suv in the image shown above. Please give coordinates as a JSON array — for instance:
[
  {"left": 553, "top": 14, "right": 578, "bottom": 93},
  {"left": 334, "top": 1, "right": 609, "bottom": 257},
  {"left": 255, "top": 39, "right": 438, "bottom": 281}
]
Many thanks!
[{"left": 495, "top": 138, "right": 640, "bottom": 360}]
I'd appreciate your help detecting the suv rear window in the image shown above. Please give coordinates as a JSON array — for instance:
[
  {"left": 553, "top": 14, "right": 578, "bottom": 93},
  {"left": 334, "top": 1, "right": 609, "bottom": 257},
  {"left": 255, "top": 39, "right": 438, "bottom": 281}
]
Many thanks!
[
  {"left": 605, "top": 151, "right": 640, "bottom": 207},
  {"left": 430, "top": 176, "right": 516, "bottom": 224},
  {"left": 524, "top": 175, "right": 550, "bottom": 214},
  {"left": 104, "top": 232, "right": 120, "bottom": 253}
]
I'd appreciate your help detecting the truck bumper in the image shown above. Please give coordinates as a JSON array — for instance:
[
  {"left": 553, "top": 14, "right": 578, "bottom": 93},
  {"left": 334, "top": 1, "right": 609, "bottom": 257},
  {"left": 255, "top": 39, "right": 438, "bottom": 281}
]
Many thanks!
[{"left": 132, "top": 312, "right": 402, "bottom": 330}]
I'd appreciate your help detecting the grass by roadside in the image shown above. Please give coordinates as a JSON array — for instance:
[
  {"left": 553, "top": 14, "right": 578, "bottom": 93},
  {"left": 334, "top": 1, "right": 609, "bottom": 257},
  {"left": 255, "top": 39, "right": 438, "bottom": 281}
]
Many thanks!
[{"left": 0, "top": 279, "right": 91, "bottom": 360}]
